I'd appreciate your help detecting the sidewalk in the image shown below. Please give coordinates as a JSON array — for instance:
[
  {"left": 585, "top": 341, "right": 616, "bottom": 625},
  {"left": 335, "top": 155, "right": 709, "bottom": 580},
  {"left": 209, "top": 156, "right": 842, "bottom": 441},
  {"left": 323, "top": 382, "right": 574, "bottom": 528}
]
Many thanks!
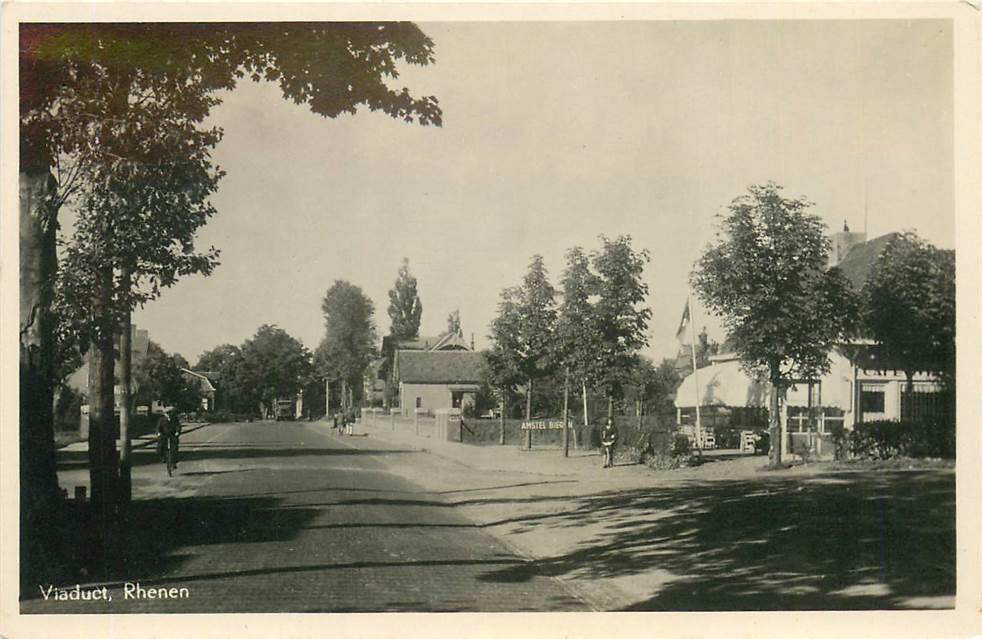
[
  {"left": 350, "top": 416, "right": 635, "bottom": 479},
  {"left": 347, "top": 415, "right": 784, "bottom": 485}
]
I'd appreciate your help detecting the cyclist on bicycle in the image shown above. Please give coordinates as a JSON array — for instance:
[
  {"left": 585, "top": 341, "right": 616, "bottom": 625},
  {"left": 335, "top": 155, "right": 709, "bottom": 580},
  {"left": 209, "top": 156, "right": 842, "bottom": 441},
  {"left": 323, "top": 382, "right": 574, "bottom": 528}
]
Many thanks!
[{"left": 156, "top": 408, "right": 182, "bottom": 468}]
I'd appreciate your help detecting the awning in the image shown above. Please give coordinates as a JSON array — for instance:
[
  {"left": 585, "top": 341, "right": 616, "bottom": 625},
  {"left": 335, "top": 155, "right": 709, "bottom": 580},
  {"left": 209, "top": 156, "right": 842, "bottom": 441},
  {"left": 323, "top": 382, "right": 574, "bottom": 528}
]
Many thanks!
[
  {"left": 674, "top": 352, "right": 855, "bottom": 410},
  {"left": 674, "top": 360, "right": 769, "bottom": 409}
]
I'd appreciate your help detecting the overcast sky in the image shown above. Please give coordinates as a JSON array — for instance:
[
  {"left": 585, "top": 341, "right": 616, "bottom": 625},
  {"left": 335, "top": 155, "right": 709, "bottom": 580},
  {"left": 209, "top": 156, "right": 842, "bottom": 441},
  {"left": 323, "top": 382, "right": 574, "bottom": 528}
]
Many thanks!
[{"left": 132, "top": 20, "right": 954, "bottom": 365}]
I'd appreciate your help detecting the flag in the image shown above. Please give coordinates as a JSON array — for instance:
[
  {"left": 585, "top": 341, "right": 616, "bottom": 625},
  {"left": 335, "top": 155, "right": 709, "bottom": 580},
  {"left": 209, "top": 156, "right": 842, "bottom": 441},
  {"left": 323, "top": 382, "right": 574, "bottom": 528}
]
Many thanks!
[{"left": 675, "top": 299, "right": 691, "bottom": 344}]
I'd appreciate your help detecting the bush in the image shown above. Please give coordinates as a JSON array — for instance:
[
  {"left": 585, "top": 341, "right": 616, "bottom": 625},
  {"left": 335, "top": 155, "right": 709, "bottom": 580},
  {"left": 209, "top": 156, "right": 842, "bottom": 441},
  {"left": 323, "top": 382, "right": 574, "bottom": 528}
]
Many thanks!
[
  {"left": 53, "top": 386, "right": 83, "bottom": 432},
  {"left": 754, "top": 430, "right": 770, "bottom": 455},
  {"left": 829, "top": 423, "right": 849, "bottom": 461},
  {"left": 849, "top": 419, "right": 954, "bottom": 460},
  {"left": 644, "top": 451, "right": 694, "bottom": 470},
  {"left": 671, "top": 434, "right": 692, "bottom": 457}
]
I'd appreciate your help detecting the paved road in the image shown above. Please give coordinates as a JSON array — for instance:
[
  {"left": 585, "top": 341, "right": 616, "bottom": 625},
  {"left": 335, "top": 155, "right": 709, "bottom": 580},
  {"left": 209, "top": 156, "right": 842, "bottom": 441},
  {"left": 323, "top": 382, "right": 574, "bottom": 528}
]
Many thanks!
[{"left": 22, "top": 421, "right": 589, "bottom": 613}]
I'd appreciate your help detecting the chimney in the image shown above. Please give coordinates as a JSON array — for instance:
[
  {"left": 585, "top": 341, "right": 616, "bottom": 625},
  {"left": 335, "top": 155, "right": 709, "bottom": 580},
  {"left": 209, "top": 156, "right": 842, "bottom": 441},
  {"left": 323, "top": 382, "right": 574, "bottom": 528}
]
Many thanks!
[{"left": 829, "top": 219, "right": 866, "bottom": 267}]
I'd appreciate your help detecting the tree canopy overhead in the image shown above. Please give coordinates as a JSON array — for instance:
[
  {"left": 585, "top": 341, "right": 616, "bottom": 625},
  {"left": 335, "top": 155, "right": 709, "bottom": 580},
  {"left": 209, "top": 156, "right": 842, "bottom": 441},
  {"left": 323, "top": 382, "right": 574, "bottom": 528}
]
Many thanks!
[{"left": 21, "top": 22, "right": 442, "bottom": 168}]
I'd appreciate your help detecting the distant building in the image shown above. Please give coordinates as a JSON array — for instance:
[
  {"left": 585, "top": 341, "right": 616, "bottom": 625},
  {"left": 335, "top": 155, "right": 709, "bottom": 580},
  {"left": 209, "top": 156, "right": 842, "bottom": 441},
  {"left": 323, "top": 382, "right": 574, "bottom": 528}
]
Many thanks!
[
  {"left": 67, "top": 325, "right": 151, "bottom": 437},
  {"left": 180, "top": 369, "right": 218, "bottom": 412},
  {"left": 379, "top": 331, "right": 473, "bottom": 408},
  {"left": 392, "top": 350, "right": 485, "bottom": 416},
  {"left": 66, "top": 325, "right": 150, "bottom": 408}
]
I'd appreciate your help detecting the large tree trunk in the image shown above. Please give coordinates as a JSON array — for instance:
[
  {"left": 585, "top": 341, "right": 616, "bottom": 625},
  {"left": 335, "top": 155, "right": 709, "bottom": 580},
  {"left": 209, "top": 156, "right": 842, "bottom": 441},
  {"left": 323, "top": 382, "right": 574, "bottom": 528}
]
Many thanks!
[
  {"left": 87, "top": 262, "right": 120, "bottom": 577},
  {"left": 769, "top": 361, "right": 783, "bottom": 467},
  {"left": 20, "top": 166, "right": 62, "bottom": 585},
  {"left": 88, "top": 264, "right": 118, "bottom": 511},
  {"left": 20, "top": 167, "right": 60, "bottom": 502}
]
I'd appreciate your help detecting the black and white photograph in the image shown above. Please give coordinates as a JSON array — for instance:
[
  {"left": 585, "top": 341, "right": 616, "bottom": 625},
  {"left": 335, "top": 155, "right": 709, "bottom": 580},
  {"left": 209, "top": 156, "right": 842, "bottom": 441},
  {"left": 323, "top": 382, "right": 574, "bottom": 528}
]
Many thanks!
[{"left": 3, "top": 4, "right": 981, "bottom": 638}]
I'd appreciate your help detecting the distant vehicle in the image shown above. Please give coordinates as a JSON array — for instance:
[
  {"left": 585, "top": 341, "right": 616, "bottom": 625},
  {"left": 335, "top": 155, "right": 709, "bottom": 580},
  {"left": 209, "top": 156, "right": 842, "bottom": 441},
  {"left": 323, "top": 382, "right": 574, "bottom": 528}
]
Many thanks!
[
  {"left": 480, "top": 407, "right": 502, "bottom": 419},
  {"left": 274, "top": 399, "right": 295, "bottom": 421}
]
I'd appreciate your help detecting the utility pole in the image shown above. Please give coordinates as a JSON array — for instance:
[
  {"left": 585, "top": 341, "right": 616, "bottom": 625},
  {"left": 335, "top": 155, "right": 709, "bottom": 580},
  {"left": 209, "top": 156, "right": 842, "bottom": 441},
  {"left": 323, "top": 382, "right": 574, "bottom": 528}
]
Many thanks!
[
  {"left": 562, "top": 367, "right": 570, "bottom": 458},
  {"left": 499, "top": 392, "right": 505, "bottom": 446},
  {"left": 688, "top": 293, "right": 703, "bottom": 456}
]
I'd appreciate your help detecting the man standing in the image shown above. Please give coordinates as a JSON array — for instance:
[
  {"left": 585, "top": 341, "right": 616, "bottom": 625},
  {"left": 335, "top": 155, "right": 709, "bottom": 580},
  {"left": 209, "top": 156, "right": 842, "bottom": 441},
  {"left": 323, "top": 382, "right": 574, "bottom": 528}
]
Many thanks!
[{"left": 600, "top": 418, "right": 618, "bottom": 469}]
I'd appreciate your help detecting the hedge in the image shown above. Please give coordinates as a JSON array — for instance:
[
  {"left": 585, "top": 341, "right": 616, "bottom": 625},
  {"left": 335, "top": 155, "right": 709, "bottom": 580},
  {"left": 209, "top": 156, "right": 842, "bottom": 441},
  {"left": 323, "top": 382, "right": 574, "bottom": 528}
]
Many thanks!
[{"left": 837, "top": 419, "right": 955, "bottom": 460}]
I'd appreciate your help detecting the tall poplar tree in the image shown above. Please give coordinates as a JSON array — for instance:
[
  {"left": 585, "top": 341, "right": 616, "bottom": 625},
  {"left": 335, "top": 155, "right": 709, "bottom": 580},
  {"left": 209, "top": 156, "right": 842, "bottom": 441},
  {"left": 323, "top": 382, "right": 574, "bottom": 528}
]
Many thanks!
[{"left": 387, "top": 258, "right": 423, "bottom": 339}]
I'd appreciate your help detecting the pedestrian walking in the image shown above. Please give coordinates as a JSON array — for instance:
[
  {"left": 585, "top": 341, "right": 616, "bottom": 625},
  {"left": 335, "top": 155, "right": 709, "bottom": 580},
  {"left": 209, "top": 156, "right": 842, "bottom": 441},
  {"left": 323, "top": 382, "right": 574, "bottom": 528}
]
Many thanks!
[
  {"left": 345, "top": 407, "right": 355, "bottom": 435},
  {"left": 600, "top": 418, "right": 618, "bottom": 469},
  {"left": 333, "top": 412, "right": 339, "bottom": 432}
]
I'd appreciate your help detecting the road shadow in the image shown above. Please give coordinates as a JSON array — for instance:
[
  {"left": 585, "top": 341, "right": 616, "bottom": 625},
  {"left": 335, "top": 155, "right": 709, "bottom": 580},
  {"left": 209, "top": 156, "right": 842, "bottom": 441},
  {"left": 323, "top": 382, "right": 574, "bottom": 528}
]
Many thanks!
[
  {"left": 21, "top": 494, "right": 321, "bottom": 600},
  {"left": 56, "top": 445, "right": 417, "bottom": 470},
  {"left": 476, "top": 470, "right": 955, "bottom": 610}
]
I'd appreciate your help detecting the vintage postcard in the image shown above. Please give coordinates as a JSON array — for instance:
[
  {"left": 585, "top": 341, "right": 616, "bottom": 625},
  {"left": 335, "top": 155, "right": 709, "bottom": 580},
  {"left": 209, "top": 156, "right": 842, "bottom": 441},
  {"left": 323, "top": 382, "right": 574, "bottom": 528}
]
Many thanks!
[{"left": 2, "top": 2, "right": 980, "bottom": 638}]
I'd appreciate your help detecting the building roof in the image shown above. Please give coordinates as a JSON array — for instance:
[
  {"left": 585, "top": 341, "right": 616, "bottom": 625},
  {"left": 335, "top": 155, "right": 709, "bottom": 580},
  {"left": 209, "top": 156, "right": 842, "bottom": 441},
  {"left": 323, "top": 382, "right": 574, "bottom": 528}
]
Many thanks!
[
  {"left": 835, "top": 232, "right": 900, "bottom": 290},
  {"left": 383, "top": 331, "right": 471, "bottom": 355},
  {"left": 394, "top": 350, "right": 486, "bottom": 385},
  {"left": 180, "top": 369, "right": 217, "bottom": 393}
]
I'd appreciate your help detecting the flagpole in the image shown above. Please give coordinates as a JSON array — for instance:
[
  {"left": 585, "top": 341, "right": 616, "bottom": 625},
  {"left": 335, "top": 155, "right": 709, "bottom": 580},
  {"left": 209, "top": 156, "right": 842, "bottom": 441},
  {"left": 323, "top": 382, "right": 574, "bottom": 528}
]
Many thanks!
[{"left": 687, "top": 293, "right": 703, "bottom": 449}]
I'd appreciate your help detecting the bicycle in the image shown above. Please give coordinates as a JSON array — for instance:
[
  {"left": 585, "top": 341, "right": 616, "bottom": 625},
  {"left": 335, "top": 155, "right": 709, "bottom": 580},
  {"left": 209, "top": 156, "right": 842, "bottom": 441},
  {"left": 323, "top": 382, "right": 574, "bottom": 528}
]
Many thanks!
[{"left": 163, "top": 435, "right": 178, "bottom": 476}]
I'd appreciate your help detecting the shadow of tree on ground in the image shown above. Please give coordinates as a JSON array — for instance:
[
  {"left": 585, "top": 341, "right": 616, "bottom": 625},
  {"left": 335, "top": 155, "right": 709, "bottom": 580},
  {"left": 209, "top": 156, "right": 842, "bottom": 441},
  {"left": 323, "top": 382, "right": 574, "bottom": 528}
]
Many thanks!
[
  {"left": 21, "top": 494, "right": 322, "bottom": 598},
  {"left": 478, "top": 470, "right": 954, "bottom": 610}
]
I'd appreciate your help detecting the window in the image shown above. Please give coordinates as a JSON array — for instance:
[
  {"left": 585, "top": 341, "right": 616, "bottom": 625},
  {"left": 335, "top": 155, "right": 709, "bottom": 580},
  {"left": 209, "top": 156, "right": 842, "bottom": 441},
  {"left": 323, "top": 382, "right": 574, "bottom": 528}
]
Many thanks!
[
  {"left": 821, "top": 407, "right": 845, "bottom": 433},
  {"left": 860, "top": 389, "right": 885, "bottom": 413},
  {"left": 415, "top": 397, "right": 422, "bottom": 409},
  {"left": 787, "top": 406, "right": 818, "bottom": 433}
]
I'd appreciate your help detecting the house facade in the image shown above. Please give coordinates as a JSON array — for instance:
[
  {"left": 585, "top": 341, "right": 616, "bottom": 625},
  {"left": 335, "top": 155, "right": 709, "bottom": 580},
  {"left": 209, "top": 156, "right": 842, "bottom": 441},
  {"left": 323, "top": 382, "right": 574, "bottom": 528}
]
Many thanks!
[
  {"left": 674, "top": 226, "right": 950, "bottom": 456},
  {"left": 380, "top": 331, "right": 473, "bottom": 408},
  {"left": 675, "top": 347, "right": 945, "bottom": 454},
  {"left": 392, "top": 350, "right": 485, "bottom": 416}
]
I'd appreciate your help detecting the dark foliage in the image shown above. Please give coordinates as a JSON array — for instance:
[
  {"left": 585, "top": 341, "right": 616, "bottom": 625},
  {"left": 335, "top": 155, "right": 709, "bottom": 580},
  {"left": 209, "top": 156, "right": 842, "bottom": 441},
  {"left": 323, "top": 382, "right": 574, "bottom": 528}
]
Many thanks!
[{"left": 848, "top": 420, "right": 955, "bottom": 460}]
